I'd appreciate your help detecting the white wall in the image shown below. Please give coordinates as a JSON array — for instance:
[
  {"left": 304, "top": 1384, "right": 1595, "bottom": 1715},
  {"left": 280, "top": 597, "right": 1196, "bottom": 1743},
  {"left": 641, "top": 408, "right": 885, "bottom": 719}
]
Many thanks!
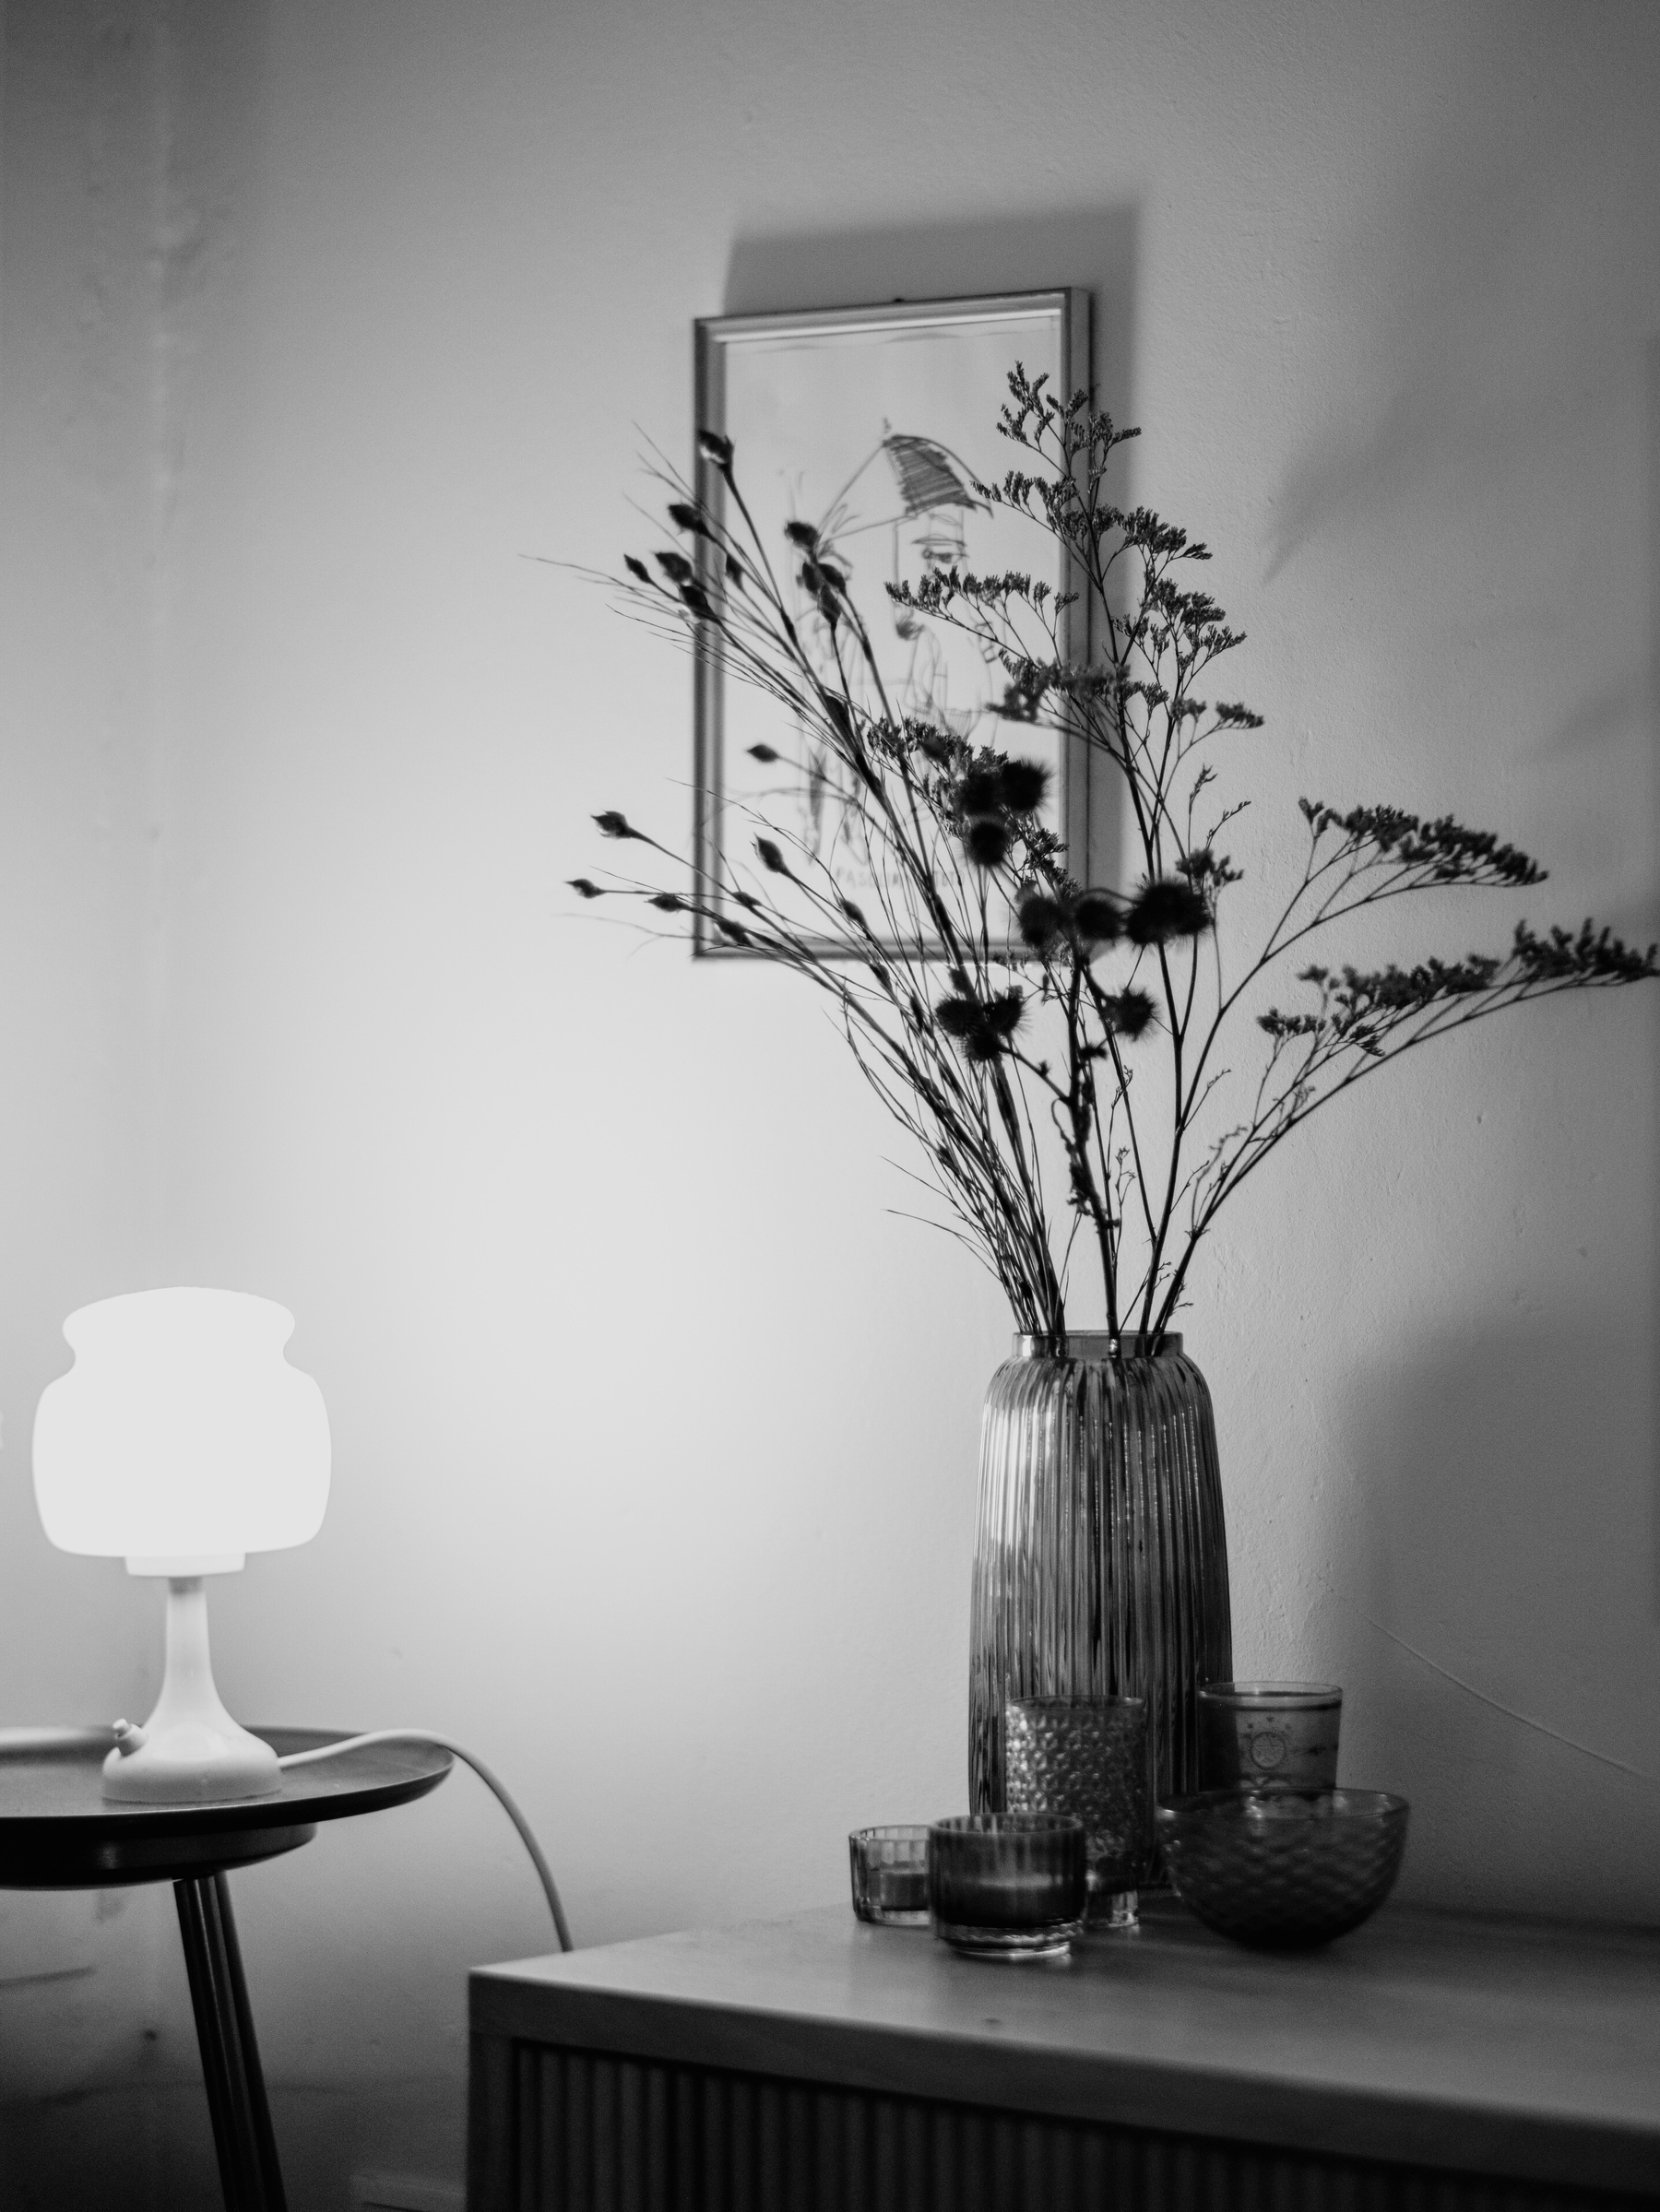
[
  {"left": 0, "top": 10, "right": 222, "bottom": 2205},
  {"left": 2, "top": 2, "right": 1657, "bottom": 2205}
]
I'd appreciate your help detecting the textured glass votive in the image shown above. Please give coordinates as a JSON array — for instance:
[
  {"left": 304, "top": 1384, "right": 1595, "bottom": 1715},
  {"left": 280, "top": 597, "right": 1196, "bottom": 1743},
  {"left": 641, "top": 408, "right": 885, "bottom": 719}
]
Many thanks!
[
  {"left": 848, "top": 1826, "right": 931, "bottom": 1927},
  {"left": 1199, "top": 1681, "right": 1342, "bottom": 1793},
  {"left": 1004, "top": 1697, "right": 1151, "bottom": 1929},
  {"left": 928, "top": 1813, "right": 1086, "bottom": 1959}
]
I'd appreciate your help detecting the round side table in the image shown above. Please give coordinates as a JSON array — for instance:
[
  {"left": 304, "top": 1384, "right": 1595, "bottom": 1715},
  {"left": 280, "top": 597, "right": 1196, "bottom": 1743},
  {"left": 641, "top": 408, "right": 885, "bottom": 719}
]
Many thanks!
[{"left": 0, "top": 1725, "right": 452, "bottom": 2212}]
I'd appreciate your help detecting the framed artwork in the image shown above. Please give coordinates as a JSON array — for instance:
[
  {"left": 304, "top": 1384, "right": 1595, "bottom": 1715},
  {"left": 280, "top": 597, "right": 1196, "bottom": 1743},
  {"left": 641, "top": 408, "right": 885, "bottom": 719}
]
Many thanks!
[{"left": 690, "top": 290, "right": 1091, "bottom": 957}]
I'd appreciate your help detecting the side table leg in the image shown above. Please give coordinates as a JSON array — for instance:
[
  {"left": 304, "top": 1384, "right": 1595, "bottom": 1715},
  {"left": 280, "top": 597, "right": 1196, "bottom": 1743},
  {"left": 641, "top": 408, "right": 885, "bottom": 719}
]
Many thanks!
[{"left": 174, "top": 1873, "right": 289, "bottom": 2212}]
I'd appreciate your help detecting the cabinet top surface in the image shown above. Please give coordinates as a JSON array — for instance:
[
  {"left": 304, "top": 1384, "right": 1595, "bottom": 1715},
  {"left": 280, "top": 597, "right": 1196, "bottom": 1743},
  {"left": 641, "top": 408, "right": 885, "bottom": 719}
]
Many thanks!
[{"left": 473, "top": 1899, "right": 1660, "bottom": 2189}]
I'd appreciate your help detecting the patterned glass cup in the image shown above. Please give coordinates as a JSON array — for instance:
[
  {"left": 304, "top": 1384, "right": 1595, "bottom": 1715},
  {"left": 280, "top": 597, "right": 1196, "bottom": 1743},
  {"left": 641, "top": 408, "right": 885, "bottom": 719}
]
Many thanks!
[
  {"left": 927, "top": 1813, "right": 1087, "bottom": 1959},
  {"left": 1004, "top": 1697, "right": 1151, "bottom": 1928},
  {"left": 848, "top": 1826, "right": 931, "bottom": 1927},
  {"left": 1198, "top": 1682, "right": 1342, "bottom": 1794}
]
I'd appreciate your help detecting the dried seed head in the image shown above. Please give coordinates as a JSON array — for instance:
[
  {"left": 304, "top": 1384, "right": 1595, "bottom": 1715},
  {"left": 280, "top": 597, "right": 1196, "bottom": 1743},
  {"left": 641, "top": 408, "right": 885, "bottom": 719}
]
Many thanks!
[
  {"left": 1125, "top": 878, "right": 1211, "bottom": 944},
  {"left": 1072, "top": 890, "right": 1121, "bottom": 945},
  {"left": 1017, "top": 895, "right": 1063, "bottom": 952},
  {"left": 965, "top": 817, "right": 1010, "bottom": 869},
  {"left": 958, "top": 766, "right": 1003, "bottom": 816},
  {"left": 998, "top": 760, "right": 1049, "bottom": 814},
  {"left": 1103, "top": 988, "right": 1156, "bottom": 1039}
]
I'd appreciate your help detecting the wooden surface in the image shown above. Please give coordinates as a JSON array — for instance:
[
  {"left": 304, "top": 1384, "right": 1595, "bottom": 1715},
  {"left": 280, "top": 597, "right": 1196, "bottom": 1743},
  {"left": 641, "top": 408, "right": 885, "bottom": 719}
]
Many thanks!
[
  {"left": 472, "top": 1898, "right": 1660, "bottom": 2195},
  {"left": 0, "top": 1726, "right": 452, "bottom": 1887}
]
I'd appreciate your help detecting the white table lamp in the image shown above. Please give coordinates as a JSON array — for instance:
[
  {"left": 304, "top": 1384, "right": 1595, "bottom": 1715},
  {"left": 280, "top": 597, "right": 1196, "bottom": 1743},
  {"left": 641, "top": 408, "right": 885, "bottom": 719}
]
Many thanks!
[{"left": 32, "top": 1287, "right": 330, "bottom": 1804}]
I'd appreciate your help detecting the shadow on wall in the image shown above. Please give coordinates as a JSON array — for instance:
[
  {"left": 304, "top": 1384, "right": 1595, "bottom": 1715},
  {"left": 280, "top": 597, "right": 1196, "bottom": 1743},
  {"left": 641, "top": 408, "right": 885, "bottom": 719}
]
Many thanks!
[
  {"left": 1340, "top": 1320, "right": 1660, "bottom": 1925},
  {"left": 724, "top": 202, "right": 1139, "bottom": 432},
  {"left": 1651, "top": 335, "right": 1660, "bottom": 1425},
  {"left": 1263, "top": 14, "right": 1656, "bottom": 586},
  {"left": 1263, "top": 14, "right": 1660, "bottom": 960},
  {"left": 1515, "top": 323, "right": 1660, "bottom": 956}
]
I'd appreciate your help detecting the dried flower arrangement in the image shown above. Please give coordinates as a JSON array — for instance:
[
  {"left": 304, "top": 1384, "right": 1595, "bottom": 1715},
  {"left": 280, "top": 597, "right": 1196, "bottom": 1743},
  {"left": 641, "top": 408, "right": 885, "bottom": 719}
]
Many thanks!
[{"left": 576, "top": 371, "right": 1657, "bottom": 1342}]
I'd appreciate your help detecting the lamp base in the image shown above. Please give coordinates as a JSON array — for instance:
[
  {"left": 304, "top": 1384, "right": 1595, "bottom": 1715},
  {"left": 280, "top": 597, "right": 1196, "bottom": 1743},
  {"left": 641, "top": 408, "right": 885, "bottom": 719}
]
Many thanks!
[
  {"left": 101, "top": 1574, "right": 282, "bottom": 1803},
  {"left": 102, "top": 1721, "right": 280, "bottom": 1804}
]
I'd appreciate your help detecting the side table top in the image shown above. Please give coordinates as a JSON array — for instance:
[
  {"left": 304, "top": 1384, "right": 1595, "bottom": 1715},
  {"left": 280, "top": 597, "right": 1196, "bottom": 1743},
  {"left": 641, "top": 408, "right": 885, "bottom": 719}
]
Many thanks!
[
  {"left": 0, "top": 1727, "right": 452, "bottom": 1887},
  {"left": 472, "top": 1898, "right": 1660, "bottom": 2194}
]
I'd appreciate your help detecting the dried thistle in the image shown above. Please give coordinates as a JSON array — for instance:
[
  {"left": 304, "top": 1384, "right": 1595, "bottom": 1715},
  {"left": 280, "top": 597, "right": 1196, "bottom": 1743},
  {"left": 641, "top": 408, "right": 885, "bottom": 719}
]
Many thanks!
[{"left": 577, "top": 369, "right": 1657, "bottom": 1340}]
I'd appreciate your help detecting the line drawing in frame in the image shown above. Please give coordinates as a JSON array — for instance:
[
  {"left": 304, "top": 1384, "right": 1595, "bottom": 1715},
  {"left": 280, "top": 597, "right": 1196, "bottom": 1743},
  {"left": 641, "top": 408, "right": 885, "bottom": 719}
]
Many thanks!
[{"left": 691, "top": 290, "right": 1092, "bottom": 959}]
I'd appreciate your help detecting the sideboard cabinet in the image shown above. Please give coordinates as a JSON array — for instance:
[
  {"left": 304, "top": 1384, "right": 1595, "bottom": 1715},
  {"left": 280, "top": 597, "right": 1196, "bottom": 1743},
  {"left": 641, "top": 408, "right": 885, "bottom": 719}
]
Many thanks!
[{"left": 469, "top": 1899, "right": 1660, "bottom": 2211}]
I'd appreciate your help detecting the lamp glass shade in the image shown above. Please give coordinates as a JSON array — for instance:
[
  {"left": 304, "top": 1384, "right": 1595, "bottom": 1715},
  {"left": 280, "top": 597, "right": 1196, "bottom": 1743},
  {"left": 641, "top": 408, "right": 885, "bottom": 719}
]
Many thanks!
[{"left": 33, "top": 1287, "right": 330, "bottom": 1567}]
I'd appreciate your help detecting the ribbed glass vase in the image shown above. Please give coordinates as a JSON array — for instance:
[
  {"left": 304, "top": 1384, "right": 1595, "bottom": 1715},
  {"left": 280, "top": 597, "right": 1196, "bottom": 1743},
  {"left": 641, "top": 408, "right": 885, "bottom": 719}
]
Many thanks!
[{"left": 968, "top": 1332, "right": 1232, "bottom": 1819}]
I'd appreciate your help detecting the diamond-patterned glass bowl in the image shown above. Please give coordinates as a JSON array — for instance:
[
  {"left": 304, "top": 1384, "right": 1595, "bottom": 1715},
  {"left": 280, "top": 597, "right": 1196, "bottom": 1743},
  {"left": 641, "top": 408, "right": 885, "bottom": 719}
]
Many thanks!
[{"left": 1155, "top": 1788, "right": 1409, "bottom": 1949}]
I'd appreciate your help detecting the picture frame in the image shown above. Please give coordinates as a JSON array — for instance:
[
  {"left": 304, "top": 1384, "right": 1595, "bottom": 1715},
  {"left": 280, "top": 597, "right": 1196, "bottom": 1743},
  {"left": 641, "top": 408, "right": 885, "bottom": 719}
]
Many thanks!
[{"left": 690, "top": 289, "right": 1091, "bottom": 958}]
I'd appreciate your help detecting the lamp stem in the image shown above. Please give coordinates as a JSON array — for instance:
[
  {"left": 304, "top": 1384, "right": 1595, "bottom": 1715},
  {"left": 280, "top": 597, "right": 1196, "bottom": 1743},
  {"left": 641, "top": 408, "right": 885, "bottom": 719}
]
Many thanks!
[{"left": 163, "top": 1577, "right": 219, "bottom": 1710}]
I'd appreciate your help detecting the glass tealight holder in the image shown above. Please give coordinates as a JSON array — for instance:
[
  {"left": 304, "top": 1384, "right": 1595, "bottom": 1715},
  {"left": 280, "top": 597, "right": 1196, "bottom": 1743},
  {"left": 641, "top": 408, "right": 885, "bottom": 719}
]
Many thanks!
[
  {"left": 1004, "top": 1696, "right": 1152, "bottom": 1929},
  {"left": 928, "top": 1813, "right": 1086, "bottom": 1960},
  {"left": 1199, "top": 1681, "right": 1343, "bottom": 1793},
  {"left": 848, "top": 1826, "right": 931, "bottom": 1927}
]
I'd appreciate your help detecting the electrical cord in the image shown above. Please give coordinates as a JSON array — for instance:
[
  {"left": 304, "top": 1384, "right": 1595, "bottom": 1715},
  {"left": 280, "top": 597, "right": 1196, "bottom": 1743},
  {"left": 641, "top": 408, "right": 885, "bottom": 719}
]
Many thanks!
[{"left": 277, "top": 1731, "right": 574, "bottom": 1953}]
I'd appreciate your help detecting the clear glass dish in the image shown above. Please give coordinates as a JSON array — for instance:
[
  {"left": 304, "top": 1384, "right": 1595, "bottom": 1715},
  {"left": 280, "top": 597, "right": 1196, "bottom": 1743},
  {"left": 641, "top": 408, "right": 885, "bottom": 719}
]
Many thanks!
[{"left": 848, "top": 1825, "right": 931, "bottom": 1927}]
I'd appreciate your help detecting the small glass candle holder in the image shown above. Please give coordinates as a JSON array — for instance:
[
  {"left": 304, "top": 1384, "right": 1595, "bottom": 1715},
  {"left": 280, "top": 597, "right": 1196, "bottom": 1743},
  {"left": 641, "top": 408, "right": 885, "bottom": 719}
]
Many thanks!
[
  {"left": 1199, "top": 1681, "right": 1343, "bottom": 1793},
  {"left": 848, "top": 1826, "right": 931, "bottom": 1926},
  {"left": 1004, "top": 1696, "right": 1152, "bottom": 1929},
  {"left": 928, "top": 1813, "right": 1086, "bottom": 1959}
]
